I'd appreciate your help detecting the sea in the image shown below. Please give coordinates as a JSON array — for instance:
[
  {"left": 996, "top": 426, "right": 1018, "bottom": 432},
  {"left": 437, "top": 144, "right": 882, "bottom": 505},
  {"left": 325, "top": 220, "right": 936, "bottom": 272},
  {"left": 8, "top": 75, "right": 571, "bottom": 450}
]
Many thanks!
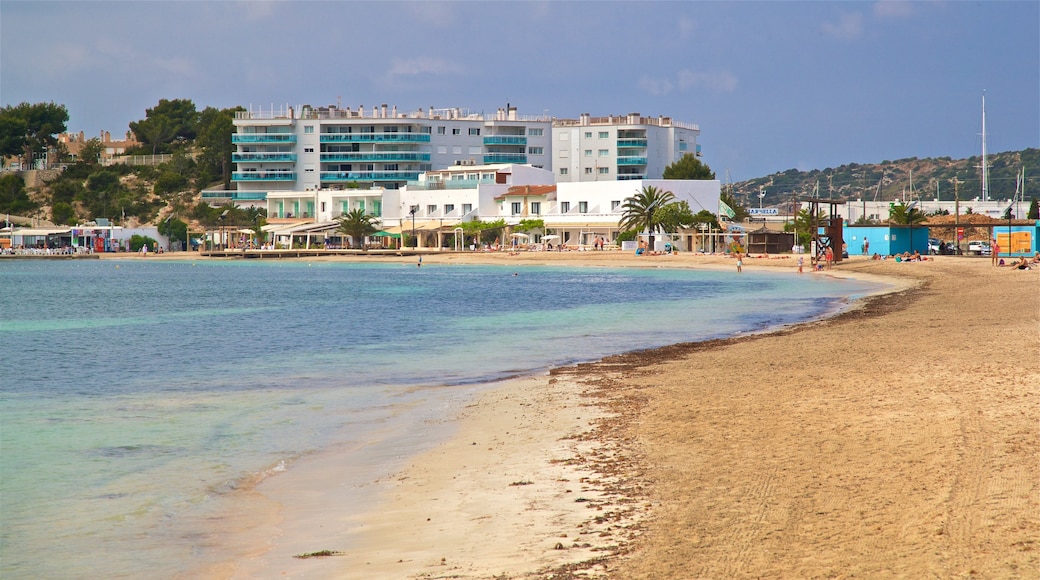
[{"left": 0, "top": 258, "right": 885, "bottom": 578}]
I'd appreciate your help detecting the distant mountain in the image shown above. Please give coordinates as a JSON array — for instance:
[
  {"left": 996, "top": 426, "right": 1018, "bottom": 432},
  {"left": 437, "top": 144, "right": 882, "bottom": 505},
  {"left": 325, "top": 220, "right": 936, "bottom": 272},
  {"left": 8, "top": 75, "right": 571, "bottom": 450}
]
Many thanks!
[{"left": 727, "top": 148, "right": 1039, "bottom": 208}]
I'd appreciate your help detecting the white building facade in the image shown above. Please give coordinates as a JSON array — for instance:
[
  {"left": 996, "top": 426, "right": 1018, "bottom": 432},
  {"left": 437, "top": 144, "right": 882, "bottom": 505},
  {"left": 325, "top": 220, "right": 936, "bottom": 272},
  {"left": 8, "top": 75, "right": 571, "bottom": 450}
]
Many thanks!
[
  {"left": 231, "top": 104, "right": 552, "bottom": 195},
  {"left": 228, "top": 105, "right": 703, "bottom": 202},
  {"left": 552, "top": 113, "right": 701, "bottom": 183}
]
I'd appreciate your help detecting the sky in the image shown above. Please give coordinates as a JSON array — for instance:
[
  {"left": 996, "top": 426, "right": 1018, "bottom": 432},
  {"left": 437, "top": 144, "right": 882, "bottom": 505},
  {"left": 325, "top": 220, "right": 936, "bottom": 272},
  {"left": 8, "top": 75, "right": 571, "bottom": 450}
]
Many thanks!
[{"left": 2, "top": 1, "right": 1037, "bottom": 182}]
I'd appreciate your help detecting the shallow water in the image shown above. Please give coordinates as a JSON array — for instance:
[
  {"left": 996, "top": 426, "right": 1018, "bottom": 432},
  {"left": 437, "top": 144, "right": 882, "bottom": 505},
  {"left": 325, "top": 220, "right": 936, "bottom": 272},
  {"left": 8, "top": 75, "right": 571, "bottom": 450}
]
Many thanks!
[{"left": 0, "top": 259, "right": 883, "bottom": 578}]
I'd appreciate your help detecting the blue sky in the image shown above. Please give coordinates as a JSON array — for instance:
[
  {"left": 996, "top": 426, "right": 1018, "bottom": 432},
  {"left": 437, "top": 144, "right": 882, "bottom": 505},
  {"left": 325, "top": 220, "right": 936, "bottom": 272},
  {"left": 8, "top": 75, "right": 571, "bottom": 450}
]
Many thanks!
[{"left": 3, "top": 1, "right": 1037, "bottom": 181}]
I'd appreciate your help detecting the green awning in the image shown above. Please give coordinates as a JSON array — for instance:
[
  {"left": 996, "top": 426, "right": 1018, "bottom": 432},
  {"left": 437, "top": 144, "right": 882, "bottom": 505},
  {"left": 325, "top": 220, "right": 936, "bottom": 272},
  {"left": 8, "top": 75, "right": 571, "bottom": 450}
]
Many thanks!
[{"left": 372, "top": 230, "right": 402, "bottom": 238}]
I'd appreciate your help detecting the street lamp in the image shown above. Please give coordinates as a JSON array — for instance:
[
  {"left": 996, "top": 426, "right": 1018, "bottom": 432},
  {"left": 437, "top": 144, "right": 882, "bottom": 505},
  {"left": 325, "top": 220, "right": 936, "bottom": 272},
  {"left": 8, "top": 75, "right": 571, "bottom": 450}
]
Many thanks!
[{"left": 409, "top": 206, "right": 417, "bottom": 249}]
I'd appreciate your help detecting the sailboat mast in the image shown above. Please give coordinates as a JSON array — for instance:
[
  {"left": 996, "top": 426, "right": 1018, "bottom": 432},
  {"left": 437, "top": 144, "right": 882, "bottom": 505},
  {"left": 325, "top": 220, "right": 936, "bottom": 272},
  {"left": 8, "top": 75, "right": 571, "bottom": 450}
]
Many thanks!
[{"left": 981, "top": 94, "right": 989, "bottom": 202}]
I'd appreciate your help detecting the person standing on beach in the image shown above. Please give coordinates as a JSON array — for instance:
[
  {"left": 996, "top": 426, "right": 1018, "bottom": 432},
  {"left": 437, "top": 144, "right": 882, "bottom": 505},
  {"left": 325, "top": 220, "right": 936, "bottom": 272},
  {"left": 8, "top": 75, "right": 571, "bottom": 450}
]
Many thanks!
[
  {"left": 991, "top": 238, "right": 1000, "bottom": 266},
  {"left": 825, "top": 246, "right": 834, "bottom": 269},
  {"left": 736, "top": 253, "right": 743, "bottom": 273},
  {"left": 798, "top": 255, "right": 804, "bottom": 273},
  {"left": 863, "top": 239, "right": 869, "bottom": 255}
]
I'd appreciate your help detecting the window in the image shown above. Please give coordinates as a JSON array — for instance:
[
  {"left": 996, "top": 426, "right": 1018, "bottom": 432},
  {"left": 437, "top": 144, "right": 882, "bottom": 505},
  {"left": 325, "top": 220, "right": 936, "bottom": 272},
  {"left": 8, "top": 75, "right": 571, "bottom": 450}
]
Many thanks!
[
  {"left": 528, "top": 128, "right": 543, "bottom": 136},
  {"left": 578, "top": 201, "right": 588, "bottom": 213},
  {"left": 584, "top": 149, "right": 592, "bottom": 157},
  {"left": 468, "top": 128, "right": 481, "bottom": 136},
  {"left": 437, "top": 126, "right": 446, "bottom": 134},
  {"left": 599, "top": 131, "right": 609, "bottom": 139},
  {"left": 427, "top": 205, "right": 437, "bottom": 214},
  {"left": 320, "top": 202, "right": 326, "bottom": 213},
  {"left": 511, "top": 202, "right": 522, "bottom": 215},
  {"left": 421, "top": 126, "right": 432, "bottom": 134},
  {"left": 559, "top": 132, "right": 569, "bottom": 141},
  {"left": 383, "top": 126, "right": 398, "bottom": 133},
  {"left": 304, "top": 147, "right": 314, "bottom": 153},
  {"left": 304, "top": 126, "right": 314, "bottom": 134},
  {"left": 452, "top": 128, "right": 461, "bottom": 135},
  {"left": 530, "top": 201, "right": 540, "bottom": 215},
  {"left": 437, "top": 145, "right": 447, "bottom": 154},
  {"left": 462, "top": 203, "right": 473, "bottom": 214},
  {"left": 304, "top": 163, "right": 315, "bottom": 173},
  {"left": 561, "top": 202, "right": 570, "bottom": 213},
  {"left": 528, "top": 147, "right": 543, "bottom": 155},
  {"left": 559, "top": 149, "right": 568, "bottom": 158},
  {"left": 559, "top": 168, "right": 568, "bottom": 175},
  {"left": 363, "top": 164, "right": 374, "bottom": 171},
  {"left": 598, "top": 149, "right": 609, "bottom": 157},
  {"left": 452, "top": 146, "right": 462, "bottom": 154},
  {"left": 384, "top": 163, "right": 398, "bottom": 171},
  {"left": 585, "top": 167, "right": 593, "bottom": 174},
  {"left": 584, "top": 131, "right": 592, "bottom": 138},
  {"left": 598, "top": 167, "right": 609, "bottom": 174},
  {"left": 444, "top": 204, "right": 455, "bottom": 214},
  {"left": 468, "top": 146, "right": 481, "bottom": 155},
  {"left": 611, "top": 200, "right": 621, "bottom": 210}
]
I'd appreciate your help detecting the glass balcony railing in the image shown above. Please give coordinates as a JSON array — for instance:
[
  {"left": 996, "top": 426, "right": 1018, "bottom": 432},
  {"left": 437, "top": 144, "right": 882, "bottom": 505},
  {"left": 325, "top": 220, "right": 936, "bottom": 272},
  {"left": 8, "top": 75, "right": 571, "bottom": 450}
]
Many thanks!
[
  {"left": 616, "top": 138, "right": 648, "bottom": 148},
  {"left": 483, "top": 136, "right": 527, "bottom": 146},
  {"left": 320, "top": 152, "right": 430, "bottom": 162},
  {"left": 201, "top": 191, "right": 268, "bottom": 201},
  {"left": 232, "top": 134, "right": 296, "bottom": 143},
  {"left": 232, "top": 153, "right": 297, "bottom": 162},
  {"left": 483, "top": 153, "right": 527, "bottom": 164},
  {"left": 319, "top": 133, "right": 430, "bottom": 143},
  {"left": 617, "top": 174, "right": 646, "bottom": 181},
  {"left": 616, "top": 156, "right": 648, "bottom": 166},
  {"left": 232, "top": 172, "right": 296, "bottom": 181},
  {"left": 320, "top": 171, "right": 421, "bottom": 182}
]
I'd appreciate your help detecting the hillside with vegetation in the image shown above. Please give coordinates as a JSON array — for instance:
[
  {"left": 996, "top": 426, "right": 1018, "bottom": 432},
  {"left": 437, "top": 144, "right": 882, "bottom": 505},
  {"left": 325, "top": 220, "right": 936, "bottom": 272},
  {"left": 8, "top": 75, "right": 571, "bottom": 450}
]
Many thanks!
[{"left": 728, "top": 149, "right": 1040, "bottom": 207}]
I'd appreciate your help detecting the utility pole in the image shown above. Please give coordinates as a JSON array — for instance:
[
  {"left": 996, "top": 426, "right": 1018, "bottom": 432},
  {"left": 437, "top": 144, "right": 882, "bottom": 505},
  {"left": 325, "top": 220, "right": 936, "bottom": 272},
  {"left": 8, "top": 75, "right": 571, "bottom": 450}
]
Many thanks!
[{"left": 952, "top": 177, "right": 961, "bottom": 255}]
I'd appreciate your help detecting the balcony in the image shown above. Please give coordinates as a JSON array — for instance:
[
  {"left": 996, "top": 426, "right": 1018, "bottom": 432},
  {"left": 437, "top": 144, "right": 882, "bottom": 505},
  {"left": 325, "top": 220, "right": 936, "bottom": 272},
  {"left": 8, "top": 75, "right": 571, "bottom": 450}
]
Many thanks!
[
  {"left": 319, "top": 133, "right": 430, "bottom": 143},
  {"left": 483, "top": 136, "right": 527, "bottom": 146},
  {"left": 232, "top": 153, "right": 297, "bottom": 162},
  {"left": 483, "top": 153, "right": 527, "bottom": 164},
  {"left": 232, "top": 134, "right": 296, "bottom": 144},
  {"left": 320, "top": 171, "right": 420, "bottom": 182},
  {"left": 200, "top": 191, "right": 269, "bottom": 201},
  {"left": 616, "top": 139, "right": 647, "bottom": 148},
  {"left": 320, "top": 152, "right": 430, "bottom": 163},
  {"left": 616, "top": 156, "right": 648, "bottom": 166},
  {"left": 617, "top": 174, "right": 646, "bottom": 181},
  {"left": 232, "top": 171, "right": 296, "bottom": 182}
]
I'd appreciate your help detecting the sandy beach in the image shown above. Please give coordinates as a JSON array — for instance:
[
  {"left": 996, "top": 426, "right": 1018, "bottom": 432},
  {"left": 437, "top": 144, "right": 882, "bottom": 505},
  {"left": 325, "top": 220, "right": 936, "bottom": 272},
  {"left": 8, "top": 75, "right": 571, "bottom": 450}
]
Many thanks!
[{"left": 166, "top": 251, "right": 1039, "bottom": 578}]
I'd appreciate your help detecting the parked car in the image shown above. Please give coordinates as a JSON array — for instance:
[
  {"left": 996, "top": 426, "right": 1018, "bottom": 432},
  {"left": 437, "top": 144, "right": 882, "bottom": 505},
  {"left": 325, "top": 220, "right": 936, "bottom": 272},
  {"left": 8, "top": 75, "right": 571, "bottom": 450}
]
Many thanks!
[{"left": 967, "top": 240, "right": 992, "bottom": 255}]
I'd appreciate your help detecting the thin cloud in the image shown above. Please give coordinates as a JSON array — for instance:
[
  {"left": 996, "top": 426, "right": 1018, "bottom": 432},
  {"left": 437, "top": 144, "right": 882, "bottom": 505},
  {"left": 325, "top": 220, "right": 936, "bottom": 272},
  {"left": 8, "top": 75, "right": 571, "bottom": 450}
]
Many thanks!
[
  {"left": 638, "top": 76, "right": 675, "bottom": 96},
  {"left": 385, "top": 56, "right": 464, "bottom": 78},
  {"left": 677, "top": 16, "right": 697, "bottom": 41},
  {"left": 678, "top": 69, "right": 738, "bottom": 93},
  {"left": 640, "top": 69, "right": 737, "bottom": 96},
  {"left": 873, "top": 0, "right": 915, "bottom": 19},
  {"left": 821, "top": 12, "right": 864, "bottom": 40}
]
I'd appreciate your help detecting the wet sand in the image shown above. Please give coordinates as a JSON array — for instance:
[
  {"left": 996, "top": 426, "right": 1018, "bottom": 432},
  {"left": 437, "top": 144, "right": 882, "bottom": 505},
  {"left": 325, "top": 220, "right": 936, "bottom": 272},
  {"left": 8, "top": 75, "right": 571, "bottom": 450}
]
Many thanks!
[{"left": 182, "top": 252, "right": 1038, "bottom": 578}]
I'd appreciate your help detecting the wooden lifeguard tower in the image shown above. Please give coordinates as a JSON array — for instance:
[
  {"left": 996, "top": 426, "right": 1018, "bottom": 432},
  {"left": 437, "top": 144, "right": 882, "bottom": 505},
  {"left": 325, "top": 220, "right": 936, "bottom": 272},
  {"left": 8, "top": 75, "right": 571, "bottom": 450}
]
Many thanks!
[{"left": 805, "top": 198, "right": 845, "bottom": 264}]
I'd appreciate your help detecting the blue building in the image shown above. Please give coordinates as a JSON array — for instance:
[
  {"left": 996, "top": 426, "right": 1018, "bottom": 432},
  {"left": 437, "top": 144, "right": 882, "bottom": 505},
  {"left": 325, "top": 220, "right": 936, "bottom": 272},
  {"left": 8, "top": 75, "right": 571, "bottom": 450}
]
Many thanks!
[{"left": 845, "top": 225, "right": 930, "bottom": 256}]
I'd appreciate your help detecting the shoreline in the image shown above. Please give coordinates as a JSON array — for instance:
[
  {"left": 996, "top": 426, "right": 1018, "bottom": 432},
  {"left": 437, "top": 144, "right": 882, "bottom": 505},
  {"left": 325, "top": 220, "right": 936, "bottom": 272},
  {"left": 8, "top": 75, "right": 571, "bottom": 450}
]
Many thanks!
[{"left": 200, "top": 254, "right": 1036, "bottom": 578}]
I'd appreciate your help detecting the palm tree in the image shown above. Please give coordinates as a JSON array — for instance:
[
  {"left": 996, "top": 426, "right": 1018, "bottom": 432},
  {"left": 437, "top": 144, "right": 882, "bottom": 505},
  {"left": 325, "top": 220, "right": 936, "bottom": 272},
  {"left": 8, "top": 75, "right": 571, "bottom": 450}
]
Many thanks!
[
  {"left": 887, "top": 202, "right": 927, "bottom": 225},
  {"left": 618, "top": 185, "right": 676, "bottom": 250},
  {"left": 336, "top": 209, "right": 379, "bottom": 249}
]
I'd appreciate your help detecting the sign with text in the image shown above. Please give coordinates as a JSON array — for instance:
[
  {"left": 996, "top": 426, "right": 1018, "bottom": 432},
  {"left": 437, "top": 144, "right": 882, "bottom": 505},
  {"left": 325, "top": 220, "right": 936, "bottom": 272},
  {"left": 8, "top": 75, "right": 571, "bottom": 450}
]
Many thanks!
[{"left": 748, "top": 208, "right": 779, "bottom": 215}]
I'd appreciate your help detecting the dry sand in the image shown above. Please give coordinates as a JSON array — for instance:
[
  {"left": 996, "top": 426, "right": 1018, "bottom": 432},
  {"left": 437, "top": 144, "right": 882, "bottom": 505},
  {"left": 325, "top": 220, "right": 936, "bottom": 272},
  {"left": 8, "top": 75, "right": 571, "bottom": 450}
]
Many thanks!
[{"left": 187, "top": 251, "right": 1038, "bottom": 579}]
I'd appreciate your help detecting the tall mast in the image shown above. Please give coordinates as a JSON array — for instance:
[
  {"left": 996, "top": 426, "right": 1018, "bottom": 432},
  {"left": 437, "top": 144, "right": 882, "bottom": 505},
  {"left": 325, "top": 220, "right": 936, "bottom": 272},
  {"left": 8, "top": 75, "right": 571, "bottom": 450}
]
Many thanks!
[{"left": 981, "top": 93, "right": 989, "bottom": 202}]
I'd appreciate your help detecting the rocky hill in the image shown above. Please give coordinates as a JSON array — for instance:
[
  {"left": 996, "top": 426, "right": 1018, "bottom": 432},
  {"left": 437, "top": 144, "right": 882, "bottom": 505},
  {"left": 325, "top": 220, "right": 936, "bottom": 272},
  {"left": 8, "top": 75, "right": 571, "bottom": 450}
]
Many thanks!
[{"left": 728, "top": 148, "right": 1039, "bottom": 207}]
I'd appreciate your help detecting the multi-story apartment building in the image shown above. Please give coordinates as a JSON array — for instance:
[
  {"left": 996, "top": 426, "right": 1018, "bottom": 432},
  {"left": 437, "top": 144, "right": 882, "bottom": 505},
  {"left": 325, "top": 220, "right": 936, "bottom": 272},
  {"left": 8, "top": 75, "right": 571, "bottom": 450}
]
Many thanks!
[
  {"left": 230, "top": 103, "right": 552, "bottom": 196},
  {"left": 228, "top": 104, "right": 703, "bottom": 203},
  {"left": 552, "top": 113, "right": 701, "bottom": 182}
]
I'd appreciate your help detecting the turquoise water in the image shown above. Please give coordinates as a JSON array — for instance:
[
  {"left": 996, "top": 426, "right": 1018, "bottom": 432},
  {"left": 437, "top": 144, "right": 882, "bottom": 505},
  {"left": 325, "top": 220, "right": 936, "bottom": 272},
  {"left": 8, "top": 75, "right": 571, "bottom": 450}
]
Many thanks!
[{"left": 0, "top": 259, "right": 884, "bottom": 578}]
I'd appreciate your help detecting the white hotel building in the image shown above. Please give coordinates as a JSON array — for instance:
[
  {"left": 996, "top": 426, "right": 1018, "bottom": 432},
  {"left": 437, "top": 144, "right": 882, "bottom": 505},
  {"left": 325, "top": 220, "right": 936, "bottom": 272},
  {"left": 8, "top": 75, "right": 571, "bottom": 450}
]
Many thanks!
[{"left": 218, "top": 103, "right": 715, "bottom": 250}]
